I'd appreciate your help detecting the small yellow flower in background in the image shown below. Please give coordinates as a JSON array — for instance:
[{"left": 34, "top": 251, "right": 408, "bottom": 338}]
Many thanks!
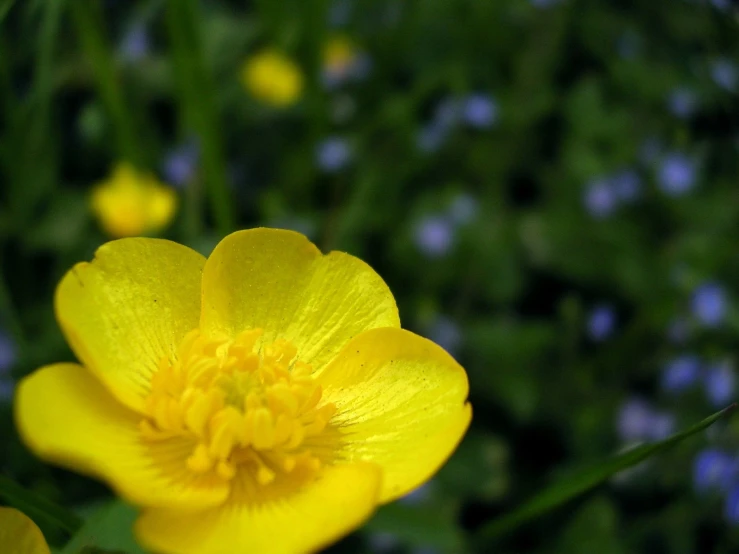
[
  {"left": 242, "top": 49, "right": 303, "bottom": 107},
  {"left": 15, "top": 228, "right": 471, "bottom": 554},
  {"left": 0, "top": 507, "right": 51, "bottom": 554},
  {"left": 322, "top": 35, "right": 360, "bottom": 84},
  {"left": 91, "top": 162, "right": 177, "bottom": 238}
]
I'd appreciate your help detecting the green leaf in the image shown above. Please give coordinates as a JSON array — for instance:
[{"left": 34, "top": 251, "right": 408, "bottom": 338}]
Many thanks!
[
  {"left": 61, "top": 501, "right": 146, "bottom": 554},
  {"left": 0, "top": 475, "right": 82, "bottom": 537},
  {"left": 475, "top": 404, "right": 736, "bottom": 546}
]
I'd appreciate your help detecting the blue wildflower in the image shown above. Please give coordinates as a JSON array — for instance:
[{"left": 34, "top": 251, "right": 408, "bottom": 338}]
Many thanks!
[
  {"left": 416, "top": 123, "right": 448, "bottom": 153},
  {"left": 413, "top": 216, "right": 454, "bottom": 258},
  {"left": 461, "top": 94, "right": 498, "bottom": 129},
  {"left": 617, "top": 399, "right": 652, "bottom": 442},
  {"left": 583, "top": 179, "right": 617, "bottom": 218},
  {"left": 448, "top": 193, "right": 478, "bottom": 225},
  {"left": 691, "top": 282, "right": 727, "bottom": 327},
  {"left": 661, "top": 355, "right": 701, "bottom": 393},
  {"left": 726, "top": 485, "right": 739, "bottom": 523},
  {"left": 711, "top": 58, "right": 738, "bottom": 92},
  {"left": 587, "top": 304, "right": 616, "bottom": 341},
  {"left": 611, "top": 169, "right": 642, "bottom": 202},
  {"left": 426, "top": 316, "right": 462, "bottom": 354},
  {"left": 657, "top": 152, "right": 697, "bottom": 195},
  {"left": 694, "top": 449, "right": 735, "bottom": 493},
  {"left": 648, "top": 412, "right": 675, "bottom": 440},
  {"left": 162, "top": 140, "right": 199, "bottom": 188},
  {"left": 704, "top": 362, "right": 735, "bottom": 408},
  {"left": 399, "top": 483, "right": 432, "bottom": 506},
  {"left": 315, "top": 136, "right": 351, "bottom": 173},
  {"left": 667, "top": 87, "right": 698, "bottom": 119},
  {"left": 119, "top": 22, "right": 150, "bottom": 63},
  {"left": 433, "top": 97, "right": 462, "bottom": 129},
  {"left": 0, "top": 331, "right": 15, "bottom": 373},
  {"left": 369, "top": 532, "right": 400, "bottom": 553}
]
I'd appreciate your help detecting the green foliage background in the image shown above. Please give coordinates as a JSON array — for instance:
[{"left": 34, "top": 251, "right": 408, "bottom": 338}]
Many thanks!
[{"left": 0, "top": 0, "right": 738, "bottom": 552}]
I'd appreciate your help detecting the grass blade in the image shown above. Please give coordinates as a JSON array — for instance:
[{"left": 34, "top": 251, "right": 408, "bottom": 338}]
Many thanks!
[{"left": 475, "top": 404, "right": 737, "bottom": 545}]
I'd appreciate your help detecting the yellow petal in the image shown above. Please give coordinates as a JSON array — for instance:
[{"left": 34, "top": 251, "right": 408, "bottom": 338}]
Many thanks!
[
  {"left": 55, "top": 238, "right": 205, "bottom": 412},
  {"left": 201, "top": 228, "right": 400, "bottom": 373},
  {"left": 135, "top": 463, "right": 381, "bottom": 554},
  {"left": 315, "top": 328, "right": 472, "bottom": 503},
  {"left": 0, "top": 507, "right": 50, "bottom": 554},
  {"left": 15, "top": 364, "right": 229, "bottom": 510}
]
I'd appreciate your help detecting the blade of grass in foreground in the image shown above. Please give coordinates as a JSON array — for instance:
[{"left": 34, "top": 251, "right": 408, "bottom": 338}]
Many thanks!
[
  {"left": 0, "top": 474, "right": 83, "bottom": 536},
  {"left": 475, "top": 404, "right": 736, "bottom": 546}
]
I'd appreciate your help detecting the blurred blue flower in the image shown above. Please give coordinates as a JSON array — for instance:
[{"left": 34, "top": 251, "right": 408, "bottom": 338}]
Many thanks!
[
  {"left": 315, "top": 136, "right": 351, "bottom": 173},
  {"left": 162, "top": 140, "right": 199, "bottom": 188},
  {"left": 617, "top": 398, "right": 655, "bottom": 442},
  {"left": 710, "top": 0, "right": 730, "bottom": 10},
  {"left": 583, "top": 179, "right": 617, "bottom": 218},
  {"left": 399, "top": 482, "right": 432, "bottom": 505},
  {"left": 667, "top": 87, "right": 698, "bottom": 119},
  {"left": 448, "top": 193, "right": 478, "bottom": 225},
  {"left": 648, "top": 411, "right": 675, "bottom": 440},
  {"left": 461, "top": 94, "right": 498, "bottom": 129},
  {"left": 0, "top": 331, "right": 15, "bottom": 373},
  {"left": 704, "top": 362, "right": 735, "bottom": 408},
  {"left": 433, "top": 97, "right": 462, "bottom": 129},
  {"left": 657, "top": 152, "right": 697, "bottom": 195},
  {"left": 414, "top": 215, "right": 454, "bottom": 257},
  {"left": 0, "top": 331, "right": 16, "bottom": 402},
  {"left": 666, "top": 317, "right": 690, "bottom": 345},
  {"left": 726, "top": 485, "right": 739, "bottom": 523},
  {"left": 427, "top": 316, "right": 462, "bottom": 354},
  {"left": 661, "top": 355, "right": 701, "bottom": 393},
  {"left": 691, "top": 282, "right": 727, "bottom": 327},
  {"left": 119, "top": 22, "right": 150, "bottom": 63},
  {"left": 694, "top": 449, "right": 735, "bottom": 493},
  {"left": 587, "top": 304, "right": 616, "bottom": 341},
  {"left": 416, "top": 123, "right": 448, "bottom": 153},
  {"left": 711, "top": 58, "right": 738, "bottom": 92},
  {"left": 368, "top": 532, "right": 400, "bottom": 553},
  {"left": 611, "top": 169, "right": 642, "bottom": 202}
]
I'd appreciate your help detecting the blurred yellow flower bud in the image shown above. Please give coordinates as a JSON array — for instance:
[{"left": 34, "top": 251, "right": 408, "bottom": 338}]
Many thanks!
[
  {"left": 323, "top": 35, "right": 357, "bottom": 77},
  {"left": 241, "top": 49, "right": 303, "bottom": 107},
  {"left": 0, "top": 507, "right": 50, "bottom": 554},
  {"left": 91, "top": 162, "right": 177, "bottom": 238}
]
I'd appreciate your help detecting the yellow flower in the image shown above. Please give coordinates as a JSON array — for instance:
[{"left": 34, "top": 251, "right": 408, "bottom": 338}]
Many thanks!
[
  {"left": 15, "top": 228, "right": 471, "bottom": 554},
  {"left": 91, "top": 162, "right": 177, "bottom": 238},
  {"left": 322, "top": 35, "right": 359, "bottom": 83},
  {"left": 0, "top": 507, "right": 51, "bottom": 554},
  {"left": 241, "top": 49, "right": 304, "bottom": 107}
]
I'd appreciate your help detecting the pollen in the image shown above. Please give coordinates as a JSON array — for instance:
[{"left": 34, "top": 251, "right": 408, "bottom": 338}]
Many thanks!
[{"left": 140, "top": 329, "right": 336, "bottom": 485}]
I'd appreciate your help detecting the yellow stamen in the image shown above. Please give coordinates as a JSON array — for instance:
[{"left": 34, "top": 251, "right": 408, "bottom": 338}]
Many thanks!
[{"left": 140, "top": 329, "right": 335, "bottom": 487}]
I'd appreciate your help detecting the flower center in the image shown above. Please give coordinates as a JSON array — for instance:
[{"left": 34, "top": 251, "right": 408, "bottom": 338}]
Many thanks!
[{"left": 140, "top": 329, "right": 336, "bottom": 485}]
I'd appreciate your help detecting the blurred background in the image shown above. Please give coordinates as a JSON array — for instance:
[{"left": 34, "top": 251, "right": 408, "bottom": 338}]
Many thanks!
[{"left": 1, "top": 0, "right": 739, "bottom": 552}]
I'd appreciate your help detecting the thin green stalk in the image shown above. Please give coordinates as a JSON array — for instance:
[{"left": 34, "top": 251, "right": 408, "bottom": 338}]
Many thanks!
[
  {"left": 70, "top": 0, "right": 139, "bottom": 164},
  {"left": 474, "top": 404, "right": 737, "bottom": 547},
  {"left": 0, "top": 475, "right": 83, "bottom": 536},
  {"left": 165, "top": 0, "right": 234, "bottom": 237}
]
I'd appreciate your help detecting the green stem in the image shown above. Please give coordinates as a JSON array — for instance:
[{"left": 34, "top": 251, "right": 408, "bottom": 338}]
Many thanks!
[
  {"left": 165, "top": 0, "right": 234, "bottom": 237},
  {"left": 70, "top": 0, "right": 139, "bottom": 164},
  {"left": 0, "top": 475, "right": 83, "bottom": 536}
]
